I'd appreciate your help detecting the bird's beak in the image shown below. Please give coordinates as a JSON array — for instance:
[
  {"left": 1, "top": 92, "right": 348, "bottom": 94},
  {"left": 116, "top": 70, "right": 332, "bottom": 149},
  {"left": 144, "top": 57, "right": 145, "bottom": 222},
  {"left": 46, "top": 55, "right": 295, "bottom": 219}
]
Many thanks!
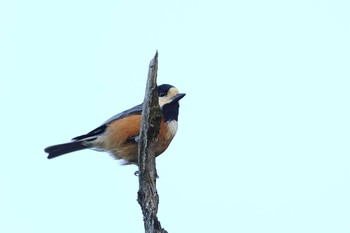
[{"left": 174, "top": 93, "right": 186, "bottom": 102}]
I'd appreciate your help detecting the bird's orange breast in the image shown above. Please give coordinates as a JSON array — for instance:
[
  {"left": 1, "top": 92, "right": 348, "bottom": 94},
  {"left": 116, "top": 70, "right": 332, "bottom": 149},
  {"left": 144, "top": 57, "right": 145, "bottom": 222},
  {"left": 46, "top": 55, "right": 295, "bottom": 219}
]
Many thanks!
[{"left": 100, "top": 114, "right": 176, "bottom": 164}]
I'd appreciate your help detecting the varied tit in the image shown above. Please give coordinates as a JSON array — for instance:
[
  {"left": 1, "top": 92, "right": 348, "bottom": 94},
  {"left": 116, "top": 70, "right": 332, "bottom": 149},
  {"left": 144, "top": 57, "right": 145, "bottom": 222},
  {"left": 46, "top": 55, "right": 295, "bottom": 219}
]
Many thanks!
[{"left": 44, "top": 84, "right": 185, "bottom": 165}]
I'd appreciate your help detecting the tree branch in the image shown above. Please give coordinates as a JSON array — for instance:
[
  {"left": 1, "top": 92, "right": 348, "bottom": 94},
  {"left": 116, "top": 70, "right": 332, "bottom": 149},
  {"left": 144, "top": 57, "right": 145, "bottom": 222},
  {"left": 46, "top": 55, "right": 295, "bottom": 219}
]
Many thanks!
[{"left": 137, "top": 51, "right": 167, "bottom": 233}]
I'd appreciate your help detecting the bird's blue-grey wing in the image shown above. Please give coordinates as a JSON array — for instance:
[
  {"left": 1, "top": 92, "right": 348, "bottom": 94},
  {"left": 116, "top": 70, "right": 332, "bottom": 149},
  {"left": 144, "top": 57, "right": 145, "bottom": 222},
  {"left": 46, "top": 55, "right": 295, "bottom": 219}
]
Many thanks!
[{"left": 72, "top": 104, "right": 143, "bottom": 141}]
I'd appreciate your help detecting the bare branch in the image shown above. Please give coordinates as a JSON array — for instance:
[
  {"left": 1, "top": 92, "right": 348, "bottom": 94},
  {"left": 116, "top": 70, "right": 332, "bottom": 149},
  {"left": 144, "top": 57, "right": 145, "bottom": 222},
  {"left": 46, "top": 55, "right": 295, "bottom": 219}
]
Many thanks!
[{"left": 137, "top": 51, "right": 168, "bottom": 233}]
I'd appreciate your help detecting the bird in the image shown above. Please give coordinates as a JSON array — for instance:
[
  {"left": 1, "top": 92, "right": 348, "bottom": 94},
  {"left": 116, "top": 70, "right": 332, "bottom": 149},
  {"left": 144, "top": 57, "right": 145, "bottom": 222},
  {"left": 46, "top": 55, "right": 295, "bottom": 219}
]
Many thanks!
[{"left": 44, "top": 84, "right": 185, "bottom": 165}]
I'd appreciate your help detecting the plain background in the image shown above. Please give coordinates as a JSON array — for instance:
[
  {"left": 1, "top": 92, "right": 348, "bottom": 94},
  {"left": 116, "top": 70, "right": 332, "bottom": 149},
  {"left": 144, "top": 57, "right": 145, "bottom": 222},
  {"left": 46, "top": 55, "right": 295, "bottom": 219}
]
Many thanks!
[{"left": 1, "top": 0, "right": 349, "bottom": 232}]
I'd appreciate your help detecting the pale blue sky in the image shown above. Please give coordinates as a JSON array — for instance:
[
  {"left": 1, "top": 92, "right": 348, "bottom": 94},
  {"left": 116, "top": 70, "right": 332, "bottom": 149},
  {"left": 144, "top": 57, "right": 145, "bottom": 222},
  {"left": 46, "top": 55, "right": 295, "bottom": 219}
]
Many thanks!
[{"left": 1, "top": 0, "right": 350, "bottom": 232}]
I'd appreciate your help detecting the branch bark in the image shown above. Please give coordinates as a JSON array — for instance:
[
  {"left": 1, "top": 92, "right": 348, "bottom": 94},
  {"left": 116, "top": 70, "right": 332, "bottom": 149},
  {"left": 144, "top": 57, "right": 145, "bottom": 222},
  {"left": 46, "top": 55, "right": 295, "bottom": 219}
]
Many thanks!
[{"left": 137, "top": 51, "right": 168, "bottom": 233}]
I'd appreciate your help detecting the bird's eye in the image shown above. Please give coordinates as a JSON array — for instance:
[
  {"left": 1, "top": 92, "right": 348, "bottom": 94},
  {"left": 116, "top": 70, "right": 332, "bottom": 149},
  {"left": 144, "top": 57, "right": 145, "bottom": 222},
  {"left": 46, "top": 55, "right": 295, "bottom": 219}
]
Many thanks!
[{"left": 158, "top": 91, "right": 167, "bottom": 97}]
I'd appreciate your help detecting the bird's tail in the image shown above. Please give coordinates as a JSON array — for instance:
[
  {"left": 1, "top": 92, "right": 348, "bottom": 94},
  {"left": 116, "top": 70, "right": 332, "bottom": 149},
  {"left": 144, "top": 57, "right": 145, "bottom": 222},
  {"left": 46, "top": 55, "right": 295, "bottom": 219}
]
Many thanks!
[{"left": 45, "top": 141, "right": 90, "bottom": 159}]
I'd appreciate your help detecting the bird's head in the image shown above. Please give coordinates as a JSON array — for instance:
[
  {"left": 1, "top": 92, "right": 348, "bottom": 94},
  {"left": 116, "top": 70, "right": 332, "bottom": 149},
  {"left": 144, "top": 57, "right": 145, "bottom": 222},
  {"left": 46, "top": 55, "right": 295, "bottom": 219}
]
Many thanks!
[{"left": 157, "top": 84, "right": 186, "bottom": 108}]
